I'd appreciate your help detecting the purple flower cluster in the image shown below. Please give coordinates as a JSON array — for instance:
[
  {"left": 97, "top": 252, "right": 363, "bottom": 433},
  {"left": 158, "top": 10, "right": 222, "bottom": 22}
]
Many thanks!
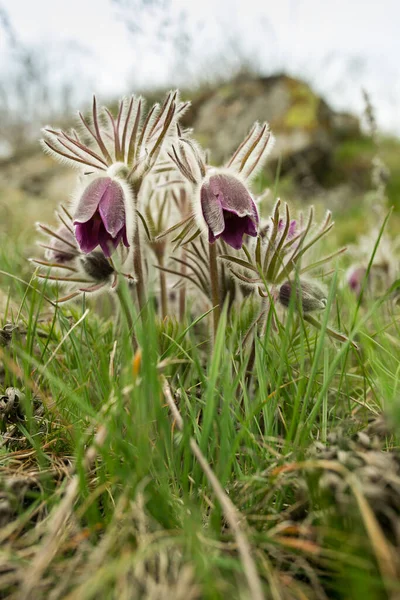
[{"left": 35, "top": 92, "right": 281, "bottom": 307}]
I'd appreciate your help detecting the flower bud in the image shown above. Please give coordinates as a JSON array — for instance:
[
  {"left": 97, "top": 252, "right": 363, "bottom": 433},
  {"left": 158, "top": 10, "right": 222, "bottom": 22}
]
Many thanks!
[
  {"left": 278, "top": 218, "right": 297, "bottom": 239},
  {"left": 279, "top": 280, "right": 327, "bottom": 313},
  {"left": 347, "top": 266, "right": 367, "bottom": 296},
  {"left": 80, "top": 252, "right": 115, "bottom": 283}
]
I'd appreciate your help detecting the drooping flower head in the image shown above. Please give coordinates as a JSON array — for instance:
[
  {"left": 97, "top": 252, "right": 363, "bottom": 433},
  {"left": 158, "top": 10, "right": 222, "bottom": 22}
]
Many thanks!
[
  {"left": 200, "top": 173, "right": 259, "bottom": 249},
  {"left": 73, "top": 174, "right": 131, "bottom": 257},
  {"left": 347, "top": 266, "right": 367, "bottom": 296},
  {"left": 42, "top": 223, "right": 79, "bottom": 265},
  {"left": 168, "top": 123, "right": 275, "bottom": 250},
  {"left": 40, "top": 93, "right": 189, "bottom": 259},
  {"left": 33, "top": 206, "right": 133, "bottom": 303}
]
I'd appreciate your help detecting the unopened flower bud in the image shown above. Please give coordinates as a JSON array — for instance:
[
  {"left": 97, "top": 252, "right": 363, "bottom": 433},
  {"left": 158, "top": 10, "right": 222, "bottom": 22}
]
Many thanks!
[
  {"left": 279, "top": 280, "right": 327, "bottom": 313},
  {"left": 278, "top": 218, "right": 297, "bottom": 239},
  {"left": 80, "top": 252, "right": 115, "bottom": 283},
  {"left": 347, "top": 266, "right": 367, "bottom": 296}
]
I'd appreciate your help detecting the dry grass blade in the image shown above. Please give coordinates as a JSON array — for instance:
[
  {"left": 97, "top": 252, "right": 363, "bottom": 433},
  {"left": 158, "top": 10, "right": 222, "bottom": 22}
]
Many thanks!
[
  {"left": 19, "top": 425, "right": 108, "bottom": 600},
  {"left": 272, "top": 459, "right": 399, "bottom": 595}
]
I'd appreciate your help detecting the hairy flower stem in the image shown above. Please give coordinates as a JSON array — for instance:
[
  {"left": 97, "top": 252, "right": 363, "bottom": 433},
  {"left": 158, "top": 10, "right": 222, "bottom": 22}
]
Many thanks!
[
  {"left": 129, "top": 182, "right": 146, "bottom": 314},
  {"left": 155, "top": 248, "right": 168, "bottom": 319},
  {"left": 209, "top": 242, "right": 221, "bottom": 338},
  {"left": 133, "top": 221, "right": 146, "bottom": 312}
]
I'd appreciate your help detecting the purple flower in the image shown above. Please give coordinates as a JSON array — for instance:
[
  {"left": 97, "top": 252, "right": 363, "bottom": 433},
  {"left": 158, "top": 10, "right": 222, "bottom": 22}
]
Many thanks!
[
  {"left": 347, "top": 266, "right": 367, "bottom": 296},
  {"left": 200, "top": 174, "right": 259, "bottom": 250},
  {"left": 74, "top": 177, "right": 130, "bottom": 257}
]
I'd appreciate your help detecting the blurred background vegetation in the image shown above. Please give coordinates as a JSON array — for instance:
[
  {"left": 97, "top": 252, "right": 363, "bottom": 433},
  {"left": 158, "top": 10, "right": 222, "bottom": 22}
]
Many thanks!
[{"left": 0, "top": 0, "right": 399, "bottom": 246}]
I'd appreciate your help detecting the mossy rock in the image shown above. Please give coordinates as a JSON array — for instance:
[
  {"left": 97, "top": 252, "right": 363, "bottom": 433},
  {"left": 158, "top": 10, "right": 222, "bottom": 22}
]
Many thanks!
[{"left": 182, "top": 74, "right": 360, "bottom": 187}]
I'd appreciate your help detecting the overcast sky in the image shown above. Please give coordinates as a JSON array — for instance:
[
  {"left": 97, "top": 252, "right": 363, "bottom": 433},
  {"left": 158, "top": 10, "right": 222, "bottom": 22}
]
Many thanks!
[{"left": 1, "top": 0, "right": 399, "bottom": 134}]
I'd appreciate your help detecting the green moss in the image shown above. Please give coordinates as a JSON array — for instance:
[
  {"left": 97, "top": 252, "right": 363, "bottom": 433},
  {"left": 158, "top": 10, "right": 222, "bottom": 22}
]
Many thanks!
[{"left": 284, "top": 81, "right": 320, "bottom": 130}]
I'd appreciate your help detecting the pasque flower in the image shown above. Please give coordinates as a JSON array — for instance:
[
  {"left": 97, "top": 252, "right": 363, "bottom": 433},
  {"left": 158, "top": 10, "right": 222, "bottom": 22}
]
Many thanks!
[
  {"left": 168, "top": 123, "right": 275, "bottom": 250},
  {"left": 33, "top": 205, "right": 133, "bottom": 303},
  {"left": 41, "top": 92, "right": 188, "bottom": 262},
  {"left": 44, "top": 224, "right": 78, "bottom": 264},
  {"left": 73, "top": 175, "right": 130, "bottom": 257},
  {"left": 200, "top": 173, "right": 259, "bottom": 250}
]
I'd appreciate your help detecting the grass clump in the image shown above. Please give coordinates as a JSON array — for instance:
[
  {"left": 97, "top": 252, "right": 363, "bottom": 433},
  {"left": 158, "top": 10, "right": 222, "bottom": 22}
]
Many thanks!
[{"left": 1, "top": 89, "right": 400, "bottom": 600}]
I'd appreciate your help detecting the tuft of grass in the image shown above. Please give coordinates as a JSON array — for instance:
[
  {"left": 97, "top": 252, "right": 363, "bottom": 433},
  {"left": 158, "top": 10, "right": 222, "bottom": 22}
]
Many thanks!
[{"left": 1, "top": 211, "right": 400, "bottom": 600}]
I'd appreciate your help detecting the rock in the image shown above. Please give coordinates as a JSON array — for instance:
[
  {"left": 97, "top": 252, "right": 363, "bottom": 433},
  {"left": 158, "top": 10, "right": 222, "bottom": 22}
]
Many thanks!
[
  {"left": 331, "top": 112, "right": 361, "bottom": 141},
  {"left": 183, "top": 73, "right": 361, "bottom": 185}
]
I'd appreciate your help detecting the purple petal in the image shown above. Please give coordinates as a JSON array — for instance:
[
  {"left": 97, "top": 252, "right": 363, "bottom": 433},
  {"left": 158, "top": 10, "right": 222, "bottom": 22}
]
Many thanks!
[
  {"left": 220, "top": 211, "right": 257, "bottom": 250},
  {"left": 278, "top": 218, "right": 297, "bottom": 239},
  {"left": 98, "top": 226, "right": 120, "bottom": 257},
  {"left": 348, "top": 267, "right": 366, "bottom": 294},
  {"left": 75, "top": 217, "right": 103, "bottom": 254},
  {"left": 74, "top": 177, "right": 115, "bottom": 224},
  {"left": 73, "top": 176, "right": 130, "bottom": 256},
  {"left": 200, "top": 180, "right": 224, "bottom": 237},
  {"left": 288, "top": 220, "right": 297, "bottom": 239},
  {"left": 201, "top": 173, "right": 259, "bottom": 249},
  {"left": 120, "top": 225, "right": 130, "bottom": 248},
  {"left": 98, "top": 179, "right": 126, "bottom": 237},
  {"left": 209, "top": 174, "right": 259, "bottom": 224}
]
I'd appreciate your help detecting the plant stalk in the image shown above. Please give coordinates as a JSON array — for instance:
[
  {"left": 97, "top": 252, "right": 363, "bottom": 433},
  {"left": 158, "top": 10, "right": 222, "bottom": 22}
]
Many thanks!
[
  {"left": 129, "top": 181, "right": 146, "bottom": 314},
  {"left": 155, "top": 247, "right": 168, "bottom": 319},
  {"left": 209, "top": 242, "right": 221, "bottom": 338}
]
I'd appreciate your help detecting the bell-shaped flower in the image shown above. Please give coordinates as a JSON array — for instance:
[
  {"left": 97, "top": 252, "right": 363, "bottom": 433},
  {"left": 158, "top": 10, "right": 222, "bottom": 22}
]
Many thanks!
[
  {"left": 73, "top": 176, "right": 131, "bottom": 257},
  {"left": 200, "top": 173, "right": 259, "bottom": 250},
  {"left": 33, "top": 204, "right": 134, "bottom": 303}
]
